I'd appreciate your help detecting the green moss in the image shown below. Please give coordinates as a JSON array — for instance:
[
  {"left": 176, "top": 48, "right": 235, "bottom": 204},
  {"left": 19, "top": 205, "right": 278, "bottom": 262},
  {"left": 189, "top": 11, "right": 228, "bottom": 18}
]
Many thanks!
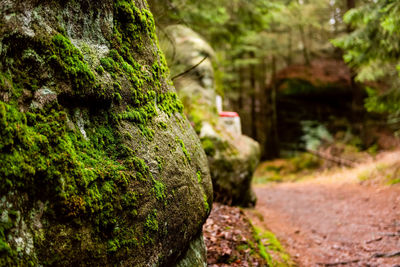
[
  {"left": 251, "top": 225, "right": 293, "bottom": 266},
  {"left": 107, "top": 239, "right": 120, "bottom": 253},
  {"left": 203, "top": 193, "right": 210, "bottom": 214},
  {"left": 100, "top": 56, "right": 119, "bottom": 75},
  {"left": 96, "top": 65, "right": 105, "bottom": 75},
  {"left": 107, "top": 228, "right": 139, "bottom": 253},
  {"left": 156, "top": 156, "right": 164, "bottom": 171},
  {"left": 114, "top": 92, "right": 122, "bottom": 103},
  {"left": 158, "top": 92, "right": 184, "bottom": 117},
  {"left": 125, "top": 157, "right": 149, "bottom": 180},
  {"left": 0, "top": 100, "right": 168, "bottom": 262},
  {"left": 196, "top": 171, "right": 202, "bottom": 183},
  {"left": 97, "top": 1, "right": 184, "bottom": 141},
  {"left": 0, "top": 209, "right": 18, "bottom": 265},
  {"left": 143, "top": 209, "right": 158, "bottom": 244},
  {"left": 50, "top": 34, "right": 96, "bottom": 93},
  {"left": 176, "top": 138, "right": 191, "bottom": 163},
  {"left": 100, "top": 49, "right": 146, "bottom": 88},
  {"left": 152, "top": 178, "right": 166, "bottom": 201},
  {"left": 118, "top": 101, "right": 157, "bottom": 140},
  {"left": 158, "top": 121, "right": 167, "bottom": 130},
  {"left": 0, "top": 102, "right": 111, "bottom": 260},
  {"left": 125, "top": 156, "right": 166, "bottom": 201},
  {"left": 201, "top": 137, "right": 216, "bottom": 157}
]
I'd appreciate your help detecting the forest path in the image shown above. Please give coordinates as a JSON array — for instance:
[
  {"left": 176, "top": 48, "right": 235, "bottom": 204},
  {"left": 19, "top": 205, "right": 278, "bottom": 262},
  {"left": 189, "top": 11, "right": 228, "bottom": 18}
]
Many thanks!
[{"left": 249, "top": 154, "right": 400, "bottom": 266}]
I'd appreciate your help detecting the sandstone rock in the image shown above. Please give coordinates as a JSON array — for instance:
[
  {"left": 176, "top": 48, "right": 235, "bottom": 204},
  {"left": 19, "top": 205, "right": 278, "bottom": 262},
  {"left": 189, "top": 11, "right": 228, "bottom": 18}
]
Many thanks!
[
  {"left": 175, "top": 234, "right": 207, "bottom": 267},
  {"left": 0, "top": 1, "right": 212, "bottom": 266},
  {"left": 201, "top": 129, "right": 260, "bottom": 206},
  {"left": 30, "top": 87, "right": 58, "bottom": 110},
  {"left": 164, "top": 25, "right": 216, "bottom": 110},
  {"left": 163, "top": 25, "right": 260, "bottom": 207}
]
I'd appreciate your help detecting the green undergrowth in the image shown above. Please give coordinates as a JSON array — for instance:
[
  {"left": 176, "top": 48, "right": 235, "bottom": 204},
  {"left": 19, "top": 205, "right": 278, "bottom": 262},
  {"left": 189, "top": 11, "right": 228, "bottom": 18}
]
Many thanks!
[
  {"left": 251, "top": 226, "right": 293, "bottom": 267},
  {"left": 281, "top": 79, "right": 349, "bottom": 97},
  {"left": 358, "top": 162, "right": 400, "bottom": 185},
  {"left": 234, "top": 215, "right": 293, "bottom": 266},
  {"left": 238, "top": 211, "right": 293, "bottom": 267},
  {"left": 254, "top": 153, "right": 321, "bottom": 184}
]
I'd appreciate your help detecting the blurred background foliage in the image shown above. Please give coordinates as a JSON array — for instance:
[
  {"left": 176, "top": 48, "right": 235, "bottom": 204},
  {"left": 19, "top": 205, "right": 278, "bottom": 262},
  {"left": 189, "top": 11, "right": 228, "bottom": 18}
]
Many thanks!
[{"left": 148, "top": 0, "right": 400, "bottom": 160}]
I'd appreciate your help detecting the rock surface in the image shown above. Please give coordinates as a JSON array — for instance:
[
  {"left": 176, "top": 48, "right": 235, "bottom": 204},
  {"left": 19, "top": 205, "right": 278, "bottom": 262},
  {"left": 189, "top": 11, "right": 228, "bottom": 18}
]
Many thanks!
[
  {"left": 0, "top": 1, "right": 212, "bottom": 266},
  {"left": 163, "top": 25, "right": 260, "bottom": 207},
  {"left": 175, "top": 233, "right": 207, "bottom": 267},
  {"left": 201, "top": 132, "right": 260, "bottom": 206}
]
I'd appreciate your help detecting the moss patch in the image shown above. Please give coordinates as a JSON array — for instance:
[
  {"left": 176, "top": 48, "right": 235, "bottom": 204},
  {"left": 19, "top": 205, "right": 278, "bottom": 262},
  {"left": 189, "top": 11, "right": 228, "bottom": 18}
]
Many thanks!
[
  {"left": 251, "top": 226, "right": 293, "bottom": 266},
  {"left": 253, "top": 153, "right": 321, "bottom": 184},
  {"left": 50, "top": 34, "right": 96, "bottom": 93},
  {"left": 201, "top": 137, "right": 216, "bottom": 157},
  {"left": 0, "top": 101, "right": 137, "bottom": 262},
  {"left": 196, "top": 171, "right": 202, "bottom": 183},
  {"left": 177, "top": 138, "right": 191, "bottom": 163}
]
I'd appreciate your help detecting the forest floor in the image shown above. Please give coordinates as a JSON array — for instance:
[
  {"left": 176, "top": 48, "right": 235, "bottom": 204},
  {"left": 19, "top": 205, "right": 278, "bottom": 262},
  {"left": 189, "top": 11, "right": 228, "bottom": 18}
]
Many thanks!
[
  {"left": 203, "top": 202, "right": 293, "bottom": 266},
  {"left": 250, "top": 150, "right": 400, "bottom": 266},
  {"left": 204, "top": 151, "right": 400, "bottom": 266}
]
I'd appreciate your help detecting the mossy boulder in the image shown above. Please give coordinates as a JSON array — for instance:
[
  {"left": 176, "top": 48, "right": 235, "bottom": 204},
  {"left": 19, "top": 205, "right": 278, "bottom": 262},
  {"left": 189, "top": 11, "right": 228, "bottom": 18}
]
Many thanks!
[
  {"left": 0, "top": 1, "right": 212, "bottom": 266},
  {"left": 200, "top": 131, "right": 260, "bottom": 206},
  {"left": 162, "top": 25, "right": 260, "bottom": 207}
]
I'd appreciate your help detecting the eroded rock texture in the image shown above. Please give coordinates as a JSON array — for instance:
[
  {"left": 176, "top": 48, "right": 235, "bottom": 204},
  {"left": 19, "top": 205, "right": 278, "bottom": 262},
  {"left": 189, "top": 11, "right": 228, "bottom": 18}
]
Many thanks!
[{"left": 0, "top": 1, "right": 212, "bottom": 266}]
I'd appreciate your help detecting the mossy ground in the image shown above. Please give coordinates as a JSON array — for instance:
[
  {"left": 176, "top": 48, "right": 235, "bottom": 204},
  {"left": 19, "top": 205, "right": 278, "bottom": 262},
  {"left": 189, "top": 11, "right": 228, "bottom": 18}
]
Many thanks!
[
  {"left": 242, "top": 209, "right": 294, "bottom": 267},
  {"left": 358, "top": 161, "right": 400, "bottom": 185},
  {"left": 250, "top": 226, "right": 293, "bottom": 266},
  {"left": 253, "top": 153, "right": 321, "bottom": 184},
  {"left": 204, "top": 203, "right": 292, "bottom": 266}
]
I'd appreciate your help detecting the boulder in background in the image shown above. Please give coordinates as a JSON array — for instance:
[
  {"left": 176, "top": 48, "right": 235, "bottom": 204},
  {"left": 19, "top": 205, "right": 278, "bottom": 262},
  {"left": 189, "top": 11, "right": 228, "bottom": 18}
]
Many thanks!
[{"left": 163, "top": 25, "right": 260, "bottom": 207}]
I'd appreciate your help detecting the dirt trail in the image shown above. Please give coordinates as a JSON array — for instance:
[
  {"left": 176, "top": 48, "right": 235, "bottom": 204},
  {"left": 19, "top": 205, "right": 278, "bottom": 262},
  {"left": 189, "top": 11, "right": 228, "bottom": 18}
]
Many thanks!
[{"left": 252, "top": 158, "right": 400, "bottom": 266}]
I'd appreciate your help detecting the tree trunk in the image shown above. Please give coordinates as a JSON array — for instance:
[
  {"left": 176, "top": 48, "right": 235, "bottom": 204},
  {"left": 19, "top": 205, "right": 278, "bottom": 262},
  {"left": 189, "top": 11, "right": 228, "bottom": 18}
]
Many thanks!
[
  {"left": 287, "top": 29, "right": 293, "bottom": 66},
  {"left": 262, "top": 56, "right": 280, "bottom": 159},
  {"left": 238, "top": 66, "right": 244, "bottom": 110},
  {"left": 347, "top": 0, "right": 355, "bottom": 9},
  {"left": 271, "top": 55, "right": 279, "bottom": 157},
  {"left": 258, "top": 57, "right": 268, "bottom": 156},
  {"left": 250, "top": 54, "right": 257, "bottom": 140},
  {"left": 346, "top": 0, "right": 356, "bottom": 32},
  {"left": 346, "top": 0, "right": 364, "bottom": 140},
  {"left": 299, "top": 25, "right": 310, "bottom": 65}
]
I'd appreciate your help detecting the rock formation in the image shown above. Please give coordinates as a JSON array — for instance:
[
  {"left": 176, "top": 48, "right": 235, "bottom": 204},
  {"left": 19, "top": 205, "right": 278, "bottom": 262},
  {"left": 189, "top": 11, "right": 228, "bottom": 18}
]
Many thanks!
[
  {"left": 0, "top": 1, "right": 212, "bottom": 266},
  {"left": 163, "top": 25, "right": 260, "bottom": 207}
]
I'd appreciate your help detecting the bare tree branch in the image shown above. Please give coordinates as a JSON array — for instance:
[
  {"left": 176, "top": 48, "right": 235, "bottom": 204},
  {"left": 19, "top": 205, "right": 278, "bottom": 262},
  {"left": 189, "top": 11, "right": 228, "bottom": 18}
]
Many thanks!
[{"left": 171, "top": 56, "right": 208, "bottom": 81}]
